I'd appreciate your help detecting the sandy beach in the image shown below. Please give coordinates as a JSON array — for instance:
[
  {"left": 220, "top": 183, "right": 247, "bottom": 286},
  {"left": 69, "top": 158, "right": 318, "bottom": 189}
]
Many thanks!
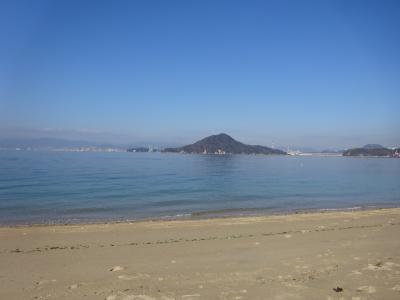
[{"left": 1, "top": 208, "right": 400, "bottom": 300}]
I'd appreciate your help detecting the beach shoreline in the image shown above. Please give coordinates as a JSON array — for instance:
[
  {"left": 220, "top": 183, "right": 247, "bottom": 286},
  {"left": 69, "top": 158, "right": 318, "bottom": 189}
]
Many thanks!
[
  {"left": 1, "top": 204, "right": 399, "bottom": 228},
  {"left": 1, "top": 208, "right": 400, "bottom": 299}
]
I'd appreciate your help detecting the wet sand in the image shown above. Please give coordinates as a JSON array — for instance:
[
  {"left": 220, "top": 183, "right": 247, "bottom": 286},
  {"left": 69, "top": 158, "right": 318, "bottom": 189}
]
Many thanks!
[{"left": 1, "top": 208, "right": 400, "bottom": 300}]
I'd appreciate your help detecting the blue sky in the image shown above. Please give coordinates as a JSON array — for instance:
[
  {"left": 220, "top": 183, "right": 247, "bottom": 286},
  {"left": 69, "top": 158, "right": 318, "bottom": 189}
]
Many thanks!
[{"left": 0, "top": 0, "right": 399, "bottom": 148}]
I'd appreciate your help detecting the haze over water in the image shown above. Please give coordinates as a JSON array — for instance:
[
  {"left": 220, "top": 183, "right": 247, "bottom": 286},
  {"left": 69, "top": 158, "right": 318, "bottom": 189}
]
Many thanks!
[{"left": 1, "top": 151, "right": 399, "bottom": 225}]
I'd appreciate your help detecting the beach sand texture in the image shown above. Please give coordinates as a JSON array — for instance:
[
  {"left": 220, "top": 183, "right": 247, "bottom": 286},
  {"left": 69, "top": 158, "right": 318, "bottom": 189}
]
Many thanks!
[{"left": 1, "top": 208, "right": 400, "bottom": 299}]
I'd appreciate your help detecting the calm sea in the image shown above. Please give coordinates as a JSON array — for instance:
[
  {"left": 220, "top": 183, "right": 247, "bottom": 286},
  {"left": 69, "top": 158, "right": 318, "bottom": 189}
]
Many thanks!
[{"left": 0, "top": 151, "right": 399, "bottom": 225}]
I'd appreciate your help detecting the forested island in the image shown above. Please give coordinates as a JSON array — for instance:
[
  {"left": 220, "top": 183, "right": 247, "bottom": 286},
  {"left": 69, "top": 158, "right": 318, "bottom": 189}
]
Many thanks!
[
  {"left": 162, "top": 133, "right": 287, "bottom": 155},
  {"left": 343, "top": 144, "right": 400, "bottom": 157}
]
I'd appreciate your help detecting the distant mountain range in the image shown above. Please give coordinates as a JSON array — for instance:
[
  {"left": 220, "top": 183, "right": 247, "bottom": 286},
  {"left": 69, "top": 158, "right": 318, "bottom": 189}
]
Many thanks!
[
  {"left": 343, "top": 144, "right": 400, "bottom": 157},
  {"left": 162, "top": 133, "right": 287, "bottom": 155},
  {"left": 0, "top": 138, "right": 128, "bottom": 150}
]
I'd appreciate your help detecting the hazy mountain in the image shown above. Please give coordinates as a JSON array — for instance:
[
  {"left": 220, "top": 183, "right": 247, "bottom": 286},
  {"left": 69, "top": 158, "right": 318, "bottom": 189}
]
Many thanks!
[
  {"left": 0, "top": 138, "right": 127, "bottom": 150},
  {"left": 163, "top": 133, "right": 287, "bottom": 155},
  {"left": 362, "top": 144, "right": 386, "bottom": 150}
]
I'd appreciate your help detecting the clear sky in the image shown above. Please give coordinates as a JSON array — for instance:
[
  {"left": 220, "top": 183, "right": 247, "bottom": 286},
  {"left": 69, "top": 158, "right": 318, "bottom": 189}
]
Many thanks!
[{"left": 1, "top": 0, "right": 399, "bottom": 149}]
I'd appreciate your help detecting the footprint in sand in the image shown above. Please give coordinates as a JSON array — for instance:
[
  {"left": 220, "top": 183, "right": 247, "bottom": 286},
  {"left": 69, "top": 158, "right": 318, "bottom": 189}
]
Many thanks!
[
  {"left": 274, "top": 292, "right": 302, "bottom": 299},
  {"left": 392, "top": 284, "right": 400, "bottom": 291},
  {"left": 118, "top": 273, "right": 150, "bottom": 280},
  {"left": 357, "top": 286, "right": 376, "bottom": 294},
  {"left": 350, "top": 270, "right": 362, "bottom": 275},
  {"left": 122, "top": 296, "right": 155, "bottom": 300},
  {"left": 118, "top": 275, "right": 137, "bottom": 280},
  {"left": 35, "top": 279, "right": 57, "bottom": 286},
  {"left": 110, "top": 266, "right": 125, "bottom": 272},
  {"left": 365, "top": 262, "right": 393, "bottom": 271},
  {"left": 181, "top": 295, "right": 200, "bottom": 299}
]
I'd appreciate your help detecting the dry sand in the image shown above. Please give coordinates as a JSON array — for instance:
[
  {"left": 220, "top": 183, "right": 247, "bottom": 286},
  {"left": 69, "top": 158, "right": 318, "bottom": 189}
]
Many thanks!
[{"left": 1, "top": 208, "right": 400, "bottom": 300}]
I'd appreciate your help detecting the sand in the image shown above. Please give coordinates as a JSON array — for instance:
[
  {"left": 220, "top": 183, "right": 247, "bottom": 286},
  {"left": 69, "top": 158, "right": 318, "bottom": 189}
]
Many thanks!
[{"left": 1, "top": 208, "right": 400, "bottom": 300}]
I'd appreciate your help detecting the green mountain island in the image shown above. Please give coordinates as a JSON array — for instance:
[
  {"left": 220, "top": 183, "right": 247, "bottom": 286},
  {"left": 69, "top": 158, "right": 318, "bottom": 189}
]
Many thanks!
[
  {"left": 343, "top": 144, "right": 400, "bottom": 157},
  {"left": 162, "top": 133, "right": 287, "bottom": 155}
]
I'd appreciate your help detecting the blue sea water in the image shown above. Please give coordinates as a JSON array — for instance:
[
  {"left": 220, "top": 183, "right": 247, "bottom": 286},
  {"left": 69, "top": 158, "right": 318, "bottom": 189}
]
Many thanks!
[{"left": 0, "top": 151, "right": 399, "bottom": 225}]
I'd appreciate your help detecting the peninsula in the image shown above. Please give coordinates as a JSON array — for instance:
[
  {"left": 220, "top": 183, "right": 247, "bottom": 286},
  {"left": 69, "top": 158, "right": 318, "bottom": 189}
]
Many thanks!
[{"left": 162, "top": 133, "right": 287, "bottom": 155}]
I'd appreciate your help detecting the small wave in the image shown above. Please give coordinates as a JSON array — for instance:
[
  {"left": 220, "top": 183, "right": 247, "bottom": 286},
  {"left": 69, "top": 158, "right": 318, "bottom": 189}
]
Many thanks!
[
  {"left": 158, "top": 213, "right": 192, "bottom": 219},
  {"left": 191, "top": 207, "right": 274, "bottom": 217},
  {"left": 318, "top": 206, "right": 363, "bottom": 212},
  {"left": 62, "top": 207, "right": 111, "bottom": 214}
]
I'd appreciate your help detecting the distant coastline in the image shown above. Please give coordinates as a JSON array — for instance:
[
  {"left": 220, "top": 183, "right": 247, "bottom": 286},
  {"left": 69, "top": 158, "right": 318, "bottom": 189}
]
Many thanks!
[{"left": 1, "top": 136, "right": 399, "bottom": 157}]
